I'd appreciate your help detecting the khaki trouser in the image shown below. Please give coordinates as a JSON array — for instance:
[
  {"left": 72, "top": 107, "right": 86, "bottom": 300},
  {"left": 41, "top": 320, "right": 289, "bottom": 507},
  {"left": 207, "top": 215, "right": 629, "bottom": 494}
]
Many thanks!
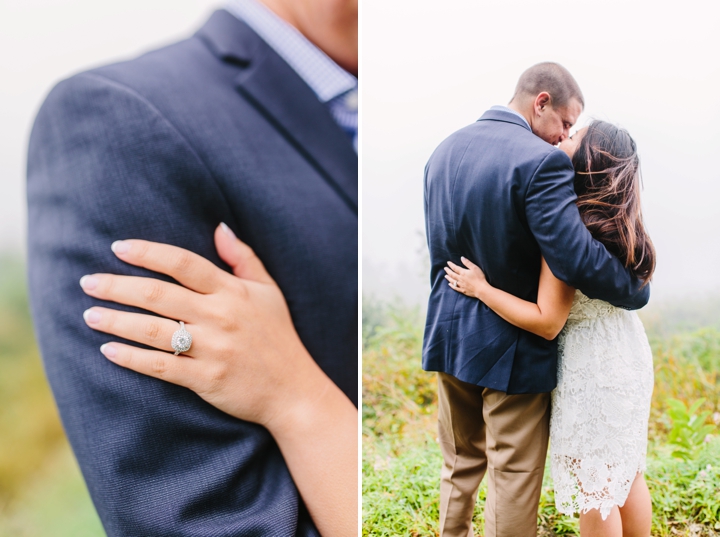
[{"left": 437, "top": 372, "right": 551, "bottom": 537}]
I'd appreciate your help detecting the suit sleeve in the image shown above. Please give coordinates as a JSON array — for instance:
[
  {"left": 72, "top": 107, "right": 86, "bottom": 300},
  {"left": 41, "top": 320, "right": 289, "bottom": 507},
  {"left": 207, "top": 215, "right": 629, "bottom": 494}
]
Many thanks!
[
  {"left": 524, "top": 149, "right": 650, "bottom": 310},
  {"left": 27, "top": 73, "right": 314, "bottom": 536}
]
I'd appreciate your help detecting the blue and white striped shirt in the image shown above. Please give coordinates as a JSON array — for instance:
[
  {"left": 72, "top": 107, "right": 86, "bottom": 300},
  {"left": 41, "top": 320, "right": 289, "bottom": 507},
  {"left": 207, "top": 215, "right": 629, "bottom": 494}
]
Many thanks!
[{"left": 225, "top": 0, "right": 358, "bottom": 151}]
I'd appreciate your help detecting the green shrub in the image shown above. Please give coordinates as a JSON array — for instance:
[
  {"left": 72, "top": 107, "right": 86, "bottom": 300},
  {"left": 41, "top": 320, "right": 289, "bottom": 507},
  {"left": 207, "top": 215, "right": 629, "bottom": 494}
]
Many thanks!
[
  {"left": 666, "top": 398, "right": 717, "bottom": 461},
  {"left": 650, "top": 328, "right": 720, "bottom": 444},
  {"left": 362, "top": 303, "right": 435, "bottom": 445}
]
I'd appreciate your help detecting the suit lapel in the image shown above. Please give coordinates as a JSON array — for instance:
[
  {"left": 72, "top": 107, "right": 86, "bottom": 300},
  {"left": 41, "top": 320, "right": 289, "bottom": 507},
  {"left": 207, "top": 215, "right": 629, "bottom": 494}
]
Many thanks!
[
  {"left": 196, "top": 10, "right": 358, "bottom": 214},
  {"left": 234, "top": 48, "right": 358, "bottom": 213}
]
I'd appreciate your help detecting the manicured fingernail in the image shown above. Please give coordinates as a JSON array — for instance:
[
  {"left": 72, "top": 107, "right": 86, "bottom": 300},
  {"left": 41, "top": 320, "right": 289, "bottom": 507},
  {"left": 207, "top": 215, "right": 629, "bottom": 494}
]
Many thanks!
[
  {"left": 111, "top": 240, "right": 130, "bottom": 254},
  {"left": 79, "top": 275, "right": 99, "bottom": 290},
  {"left": 220, "top": 222, "right": 236, "bottom": 239},
  {"left": 100, "top": 343, "right": 117, "bottom": 359},
  {"left": 83, "top": 308, "right": 101, "bottom": 324}
]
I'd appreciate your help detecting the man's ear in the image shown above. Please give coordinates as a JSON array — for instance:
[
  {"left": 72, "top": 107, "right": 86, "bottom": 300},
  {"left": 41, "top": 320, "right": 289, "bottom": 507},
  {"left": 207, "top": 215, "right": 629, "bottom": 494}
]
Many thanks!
[{"left": 534, "top": 92, "right": 551, "bottom": 115}]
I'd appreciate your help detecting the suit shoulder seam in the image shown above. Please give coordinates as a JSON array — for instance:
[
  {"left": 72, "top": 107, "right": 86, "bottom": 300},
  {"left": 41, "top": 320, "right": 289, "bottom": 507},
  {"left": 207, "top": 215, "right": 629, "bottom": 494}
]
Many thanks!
[{"left": 76, "top": 72, "right": 225, "bottom": 195}]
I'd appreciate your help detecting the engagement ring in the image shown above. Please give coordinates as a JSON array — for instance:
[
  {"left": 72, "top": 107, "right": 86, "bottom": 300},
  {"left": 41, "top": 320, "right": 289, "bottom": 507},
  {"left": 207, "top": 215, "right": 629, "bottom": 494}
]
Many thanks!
[{"left": 171, "top": 321, "right": 193, "bottom": 355}]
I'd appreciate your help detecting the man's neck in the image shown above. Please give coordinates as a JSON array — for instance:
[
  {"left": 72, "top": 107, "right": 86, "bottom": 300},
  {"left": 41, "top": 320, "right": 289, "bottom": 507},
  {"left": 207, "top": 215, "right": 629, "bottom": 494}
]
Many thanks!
[
  {"left": 507, "top": 101, "right": 533, "bottom": 129},
  {"left": 258, "top": 0, "right": 297, "bottom": 29}
]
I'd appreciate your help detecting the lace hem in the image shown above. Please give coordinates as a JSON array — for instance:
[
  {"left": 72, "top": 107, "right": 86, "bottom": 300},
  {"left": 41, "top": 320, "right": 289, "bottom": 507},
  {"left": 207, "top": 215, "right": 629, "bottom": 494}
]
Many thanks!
[{"left": 551, "top": 454, "right": 645, "bottom": 520}]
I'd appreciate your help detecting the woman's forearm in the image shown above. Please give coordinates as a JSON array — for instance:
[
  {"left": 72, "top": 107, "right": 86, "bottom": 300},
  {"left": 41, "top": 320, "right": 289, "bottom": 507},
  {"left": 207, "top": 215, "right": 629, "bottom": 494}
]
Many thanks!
[
  {"left": 265, "top": 356, "right": 357, "bottom": 537},
  {"left": 475, "top": 284, "right": 562, "bottom": 340},
  {"left": 447, "top": 257, "right": 574, "bottom": 340}
]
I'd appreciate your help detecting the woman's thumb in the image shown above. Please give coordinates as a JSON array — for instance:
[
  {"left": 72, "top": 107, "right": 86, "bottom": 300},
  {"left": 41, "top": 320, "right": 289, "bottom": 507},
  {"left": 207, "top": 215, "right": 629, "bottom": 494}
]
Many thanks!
[{"left": 214, "top": 223, "right": 274, "bottom": 284}]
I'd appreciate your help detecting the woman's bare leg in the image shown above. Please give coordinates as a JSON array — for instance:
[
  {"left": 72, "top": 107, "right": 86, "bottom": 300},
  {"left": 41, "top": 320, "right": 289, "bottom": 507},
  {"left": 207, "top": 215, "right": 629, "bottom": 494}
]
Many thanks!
[
  {"left": 578, "top": 473, "right": 651, "bottom": 537},
  {"left": 579, "top": 506, "right": 622, "bottom": 537},
  {"left": 618, "top": 473, "right": 652, "bottom": 537}
]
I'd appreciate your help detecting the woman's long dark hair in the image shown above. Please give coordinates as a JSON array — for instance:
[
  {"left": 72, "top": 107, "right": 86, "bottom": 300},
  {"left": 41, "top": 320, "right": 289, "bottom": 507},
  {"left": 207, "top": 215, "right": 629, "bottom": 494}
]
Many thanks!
[{"left": 571, "top": 120, "right": 655, "bottom": 284}]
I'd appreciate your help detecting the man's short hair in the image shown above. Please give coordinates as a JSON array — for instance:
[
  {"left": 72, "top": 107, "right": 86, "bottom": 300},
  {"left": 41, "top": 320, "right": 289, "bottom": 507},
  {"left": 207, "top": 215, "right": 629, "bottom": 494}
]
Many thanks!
[{"left": 511, "top": 62, "right": 584, "bottom": 109}]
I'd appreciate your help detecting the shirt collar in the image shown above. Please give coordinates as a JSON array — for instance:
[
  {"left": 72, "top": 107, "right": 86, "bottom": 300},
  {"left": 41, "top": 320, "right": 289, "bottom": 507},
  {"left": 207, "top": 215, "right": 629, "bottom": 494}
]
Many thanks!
[
  {"left": 490, "top": 105, "right": 530, "bottom": 129},
  {"left": 225, "top": 0, "right": 357, "bottom": 103}
]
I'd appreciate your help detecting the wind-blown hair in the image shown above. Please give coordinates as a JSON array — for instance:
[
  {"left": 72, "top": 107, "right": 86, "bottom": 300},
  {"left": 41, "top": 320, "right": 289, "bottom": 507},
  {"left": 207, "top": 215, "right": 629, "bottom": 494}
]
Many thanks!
[{"left": 571, "top": 120, "right": 655, "bottom": 285}]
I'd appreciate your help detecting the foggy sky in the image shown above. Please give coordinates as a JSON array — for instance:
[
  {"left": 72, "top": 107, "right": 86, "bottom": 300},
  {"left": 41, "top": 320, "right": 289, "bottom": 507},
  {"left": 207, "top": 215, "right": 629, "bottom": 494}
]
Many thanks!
[{"left": 2, "top": 1, "right": 718, "bottom": 306}]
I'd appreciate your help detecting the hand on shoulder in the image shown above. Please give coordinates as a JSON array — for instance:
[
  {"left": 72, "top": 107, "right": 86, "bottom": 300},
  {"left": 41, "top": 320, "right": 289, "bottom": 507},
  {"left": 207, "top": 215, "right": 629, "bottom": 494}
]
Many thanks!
[{"left": 80, "top": 223, "right": 336, "bottom": 431}]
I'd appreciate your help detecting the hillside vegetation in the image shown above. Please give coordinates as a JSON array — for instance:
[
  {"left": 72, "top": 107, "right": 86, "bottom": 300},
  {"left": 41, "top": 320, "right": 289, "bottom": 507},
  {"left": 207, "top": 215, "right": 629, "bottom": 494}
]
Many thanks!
[{"left": 363, "top": 297, "right": 720, "bottom": 536}]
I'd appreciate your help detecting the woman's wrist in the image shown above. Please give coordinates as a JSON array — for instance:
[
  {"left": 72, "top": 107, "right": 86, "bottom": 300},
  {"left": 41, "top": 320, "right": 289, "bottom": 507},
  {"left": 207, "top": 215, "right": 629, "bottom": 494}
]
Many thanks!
[
  {"left": 261, "top": 353, "right": 357, "bottom": 537},
  {"left": 472, "top": 281, "right": 490, "bottom": 301},
  {"left": 260, "top": 347, "right": 343, "bottom": 439}
]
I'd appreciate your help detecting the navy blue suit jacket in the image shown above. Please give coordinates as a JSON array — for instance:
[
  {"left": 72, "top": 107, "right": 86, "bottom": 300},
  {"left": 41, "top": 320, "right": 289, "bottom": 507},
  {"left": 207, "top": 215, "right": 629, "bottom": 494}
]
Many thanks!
[
  {"left": 422, "top": 109, "right": 649, "bottom": 394},
  {"left": 27, "top": 10, "right": 356, "bottom": 536}
]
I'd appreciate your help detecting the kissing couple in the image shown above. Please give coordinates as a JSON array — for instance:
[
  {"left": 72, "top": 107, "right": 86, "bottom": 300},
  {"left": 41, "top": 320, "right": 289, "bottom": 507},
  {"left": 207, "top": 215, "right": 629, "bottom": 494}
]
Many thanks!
[{"left": 423, "top": 62, "right": 656, "bottom": 537}]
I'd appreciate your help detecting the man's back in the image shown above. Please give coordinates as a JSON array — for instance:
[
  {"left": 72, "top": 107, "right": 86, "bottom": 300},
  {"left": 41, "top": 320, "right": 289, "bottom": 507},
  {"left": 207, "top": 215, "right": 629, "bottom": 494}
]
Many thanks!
[{"left": 423, "top": 109, "right": 564, "bottom": 393}]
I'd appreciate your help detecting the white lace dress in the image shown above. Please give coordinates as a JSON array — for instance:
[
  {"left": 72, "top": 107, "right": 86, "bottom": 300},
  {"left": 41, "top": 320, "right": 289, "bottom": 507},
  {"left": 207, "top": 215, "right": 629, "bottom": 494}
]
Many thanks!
[{"left": 550, "top": 290, "right": 654, "bottom": 520}]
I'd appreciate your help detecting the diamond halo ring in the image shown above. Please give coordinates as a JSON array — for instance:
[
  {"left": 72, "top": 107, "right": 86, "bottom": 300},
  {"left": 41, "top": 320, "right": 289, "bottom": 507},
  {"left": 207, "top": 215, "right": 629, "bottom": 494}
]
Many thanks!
[{"left": 171, "top": 321, "right": 193, "bottom": 355}]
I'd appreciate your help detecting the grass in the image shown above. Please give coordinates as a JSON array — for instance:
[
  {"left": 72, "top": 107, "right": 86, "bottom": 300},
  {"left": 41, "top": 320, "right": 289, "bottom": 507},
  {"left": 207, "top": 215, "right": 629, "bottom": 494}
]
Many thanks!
[
  {"left": 362, "top": 297, "right": 720, "bottom": 536},
  {"left": 0, "top": 443, "right": 104, "bottom": 537}
]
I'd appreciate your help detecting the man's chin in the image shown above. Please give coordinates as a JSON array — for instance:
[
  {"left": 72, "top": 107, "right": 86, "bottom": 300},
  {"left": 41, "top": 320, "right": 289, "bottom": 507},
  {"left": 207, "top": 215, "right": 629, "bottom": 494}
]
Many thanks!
[{"left": 531, "top": 130, "right": 557, "bottom": 146}]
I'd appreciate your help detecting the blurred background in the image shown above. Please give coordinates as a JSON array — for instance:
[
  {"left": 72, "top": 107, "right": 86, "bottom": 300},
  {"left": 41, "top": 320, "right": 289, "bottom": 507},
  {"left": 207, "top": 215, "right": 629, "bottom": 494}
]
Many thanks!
[{"left": 0, "top": 1, "right": 218, "bottom": 534}]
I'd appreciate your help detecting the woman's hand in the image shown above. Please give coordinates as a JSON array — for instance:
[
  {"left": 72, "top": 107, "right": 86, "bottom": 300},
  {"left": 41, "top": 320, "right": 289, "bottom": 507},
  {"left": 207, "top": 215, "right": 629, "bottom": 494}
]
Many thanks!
[
  {"left": 81, "top": 223, "right": 358, "bottom": 537},
  {"left": 80, "top": 223, "right": 324, "bottom": 431},
  {"left": 444, "top": 256, "right": 488, "bottom": 300},
  {"left": 446, "top": 256, "right": 575, "bottom": 341}
]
